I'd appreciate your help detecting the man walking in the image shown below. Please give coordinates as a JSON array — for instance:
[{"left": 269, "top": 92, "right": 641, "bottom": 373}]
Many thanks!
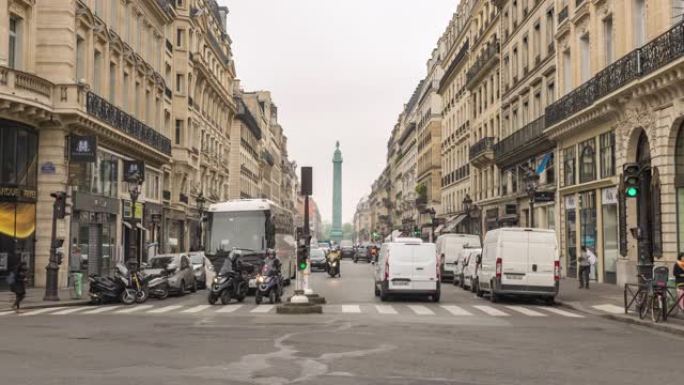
[
  {"left": 578, "top": 246, "right": 592, "bottom": 289},
  {"left": 9, "top": 262, "right": 28, "bottom": 312}
]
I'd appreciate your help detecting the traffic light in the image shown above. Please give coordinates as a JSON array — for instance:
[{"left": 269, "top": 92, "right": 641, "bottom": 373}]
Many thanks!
[
  {"left": 51, "top": 191, "right": 70, "bottom": 219},
  {"left": 297, "top": 242, "right": 308, "bottom": 270},
  {"left": 623, "top": 163, "right": 641, "bottom": 198}
]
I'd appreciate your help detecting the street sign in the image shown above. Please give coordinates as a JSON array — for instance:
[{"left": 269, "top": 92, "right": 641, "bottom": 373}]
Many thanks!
[
  {"left": 69, "top": 135, "right": 97, "bottom": 162},
  {"left": 123, "top": 160, "right": 145, "bottom": 182},
  {"left": 534, "top": 191, "right": 555, "bottom": 203}
]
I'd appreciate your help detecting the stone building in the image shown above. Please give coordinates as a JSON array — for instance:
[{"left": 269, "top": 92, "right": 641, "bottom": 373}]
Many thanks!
[{"left": 353, "top": 195, "right": 372, "bottom": 243}]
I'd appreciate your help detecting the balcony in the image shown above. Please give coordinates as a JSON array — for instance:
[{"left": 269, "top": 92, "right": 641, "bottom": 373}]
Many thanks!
[
  {"left": 466, "top": 40, "right": 500, "bottom": 89},
  {"left": 439, "top": 40, "right": 469, "bottom": 91},
  {"left": 558, "top": 6, "right": 568, "bottom": 24},
  {"left": 469, "top": 137, "right": 496, "bottom": 168},
  {"left": 0, "top": 66, "right": 54, "bottom": 110},
  {"left": 494, "top": 116, "right": 554, "bottom": 167},
  {"left": 546, "top": 21, "right": 684, "bottom": 128}
]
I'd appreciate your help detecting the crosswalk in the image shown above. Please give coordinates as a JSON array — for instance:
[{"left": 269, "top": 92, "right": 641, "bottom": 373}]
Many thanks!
[{"left": 0, "top": 303, "right": 586, "bottom": 319}]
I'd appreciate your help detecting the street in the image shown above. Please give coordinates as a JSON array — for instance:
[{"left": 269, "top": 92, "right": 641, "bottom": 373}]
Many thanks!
[{"left": 1, "top": 260, "right": 681, "bottom": 385}]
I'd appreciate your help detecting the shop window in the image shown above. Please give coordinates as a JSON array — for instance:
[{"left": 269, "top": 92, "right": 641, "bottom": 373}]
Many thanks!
[
  {"left": 563, "top": 146, "right": 576, "bottom": 186},
  {"left": 73, "top": 151, "right": 119, "bottom": 197},
  {"left": 600, "top": 132, "right": 615, "bottom": 178},
  {"left": 579, "top": 139, "right": 596, "bottom": 183},
  {"left": 602, "top": 188, "right": 618, "bottom": 284},
  {"left": 565, "top": 195, "right": 577, "bottom": 277},
  {"left": 0, "top": 124, "right": 38, "bottom": 187}
]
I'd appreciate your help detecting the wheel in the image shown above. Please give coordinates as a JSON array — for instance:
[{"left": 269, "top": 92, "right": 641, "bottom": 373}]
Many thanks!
[
  {"left": 374, "top": 284, "right": 380, "bottom": 297},
  {"left": 121, "top": 289, "right": 136, "bottom": 305},
  {"left": 651, "top": 294, "right": 664, "bottom": 323},
  {"left": 255, "top": 293, "right": 262, "bottom": 305},
  {"left": 208, "top": 292, "right": 218, "bottom": 305},
  {"left": 638, "top": 292, "right": 649, "bottom": 320},
  {"left": 475, "top": 281, "right": 484, "bottom": 297},
  {"left": 179, "top": 280, "right": 186, "bottom": 296},
  {"left": 543, "top": 296, "right": 555, "bottom": 306},
  {"left": 220, "top": 289, "right": 232, "bottom": 305},
  {"left": 236, "top": 295, "right": 246, "bottom": 303},
  {"left": 432, "top": 291, "right": 441, "bottom": 303},
  {"left": 452, "top": 276, "right": 458, "bottom": 286},
  {"left": 269, "top": 290, "right": 277, "bottom": 304},
  {"left": 380, "top": 288, "right": 389, "bottom": 302},
  {"left": 459, "top": 274, "right": 465, "bottom": 289},
  {"left": 135, "top": 289, "right": 149, "bottom": 303},
  {"left": 354, "top": 259, "right": 358, "bottom": 263},
  {"left": 157, "top": 285, "right": 169, "bottom": 300}
]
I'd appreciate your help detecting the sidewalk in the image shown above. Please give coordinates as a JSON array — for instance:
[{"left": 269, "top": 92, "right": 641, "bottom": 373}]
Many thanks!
[
  {"left": 556, "top": 278, "right": 684, "bottom": 336},
  {"left": 1, "top": 285, "right": 91, "bottom": 312}
]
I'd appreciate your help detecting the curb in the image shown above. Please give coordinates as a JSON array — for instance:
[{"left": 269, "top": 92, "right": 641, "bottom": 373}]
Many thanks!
[
  {"left": 556, "top": 299, "right": 684, "bottom": 337},
  {"left": 0, "top": 300, "right": 91, "bottom": 313}
]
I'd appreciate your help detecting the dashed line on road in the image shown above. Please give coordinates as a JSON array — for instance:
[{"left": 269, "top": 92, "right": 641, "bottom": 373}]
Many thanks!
[
  {"left": 0, "top": 310, "right": 15, "bottom": 316},
  {"left": 81, "top": 306, "right": 121, "bottom": 314},
  {"left": 375, "top": 305, "right": 397, "bottom": 315},
  {"left": 341, "top": 305, "right": 362, "bottom": 313},
  {"left": 114, "top": 305, "right": 154, "bottom": 314},
  {"left": 19, "top": 307, "right": 65, "bottom": 316},
  {"left": 182, "top": 305, "right": 211, "bottom": 313},
  {"left": 592, "top": 304, "right": 624, "bottom": 314},
  {"left": 51, "top": 307, "right": 91, "bottom": 315},
  {"left": 147, "top": 305, "right": 184, "bottom": 314},
  {"left": 505, "top": 306, "right": 547, "bottom": 317},
  {"left": 538, "top": 307, "right": 584, "bottom": 318},
  {"left": 473, "top": 305, "right": 510, "bottom": 317},
  {"left": 407, "top": 305, "right": 434, "bottom": 315},
  {"left": 251, "top": 305, "right": 274, "bottom": 313},
  {"left": 440, "top": 305, "right": 473, "bottom": 316},
  {"left": 215, "top": 305, "right": 242, "bottom": 313}
]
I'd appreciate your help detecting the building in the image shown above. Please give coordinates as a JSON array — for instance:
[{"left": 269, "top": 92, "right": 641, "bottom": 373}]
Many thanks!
[
  {"left": 353, "top": 195, "right": 372, "bottom": 242},
  {"left": 229, "top": 88, "right": 262, "bottom": 200}
]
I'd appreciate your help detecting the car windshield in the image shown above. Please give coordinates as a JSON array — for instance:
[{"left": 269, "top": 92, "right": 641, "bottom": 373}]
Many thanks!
[
  {"left": 148, "top": 257, "right": 174, "bottom": 269},
  {"left": 190, "top": 254, "right": 203, "bottom": 265},
  {"left": 206, "top": 211, "right": 266, "bottom": 254}
]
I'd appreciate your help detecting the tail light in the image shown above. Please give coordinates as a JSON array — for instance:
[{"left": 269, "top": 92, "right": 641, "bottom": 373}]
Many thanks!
[
  {"left": 384, "top": 254, "right": 390, "bottom": 281},
  {"left": 495, "top": 258, "right": 502, "bottom": 279},
  {"left": 554, "top": 260, "right": 560, "bottom": 281},
  {"left": 436, "top": 256, "right": 441, "bottom": 280}
]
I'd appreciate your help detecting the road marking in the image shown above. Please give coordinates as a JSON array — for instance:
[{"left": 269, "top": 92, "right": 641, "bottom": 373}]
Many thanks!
[
  {"left": 592, "top": 304, "right": 624, "bottom": 314},
  {"left": 440, "top": 305, "right": 473, "bottom": 316},
  {"left": 505, "top": 306, "right": 547, "bottom": 317},
  {"left": 341, "top": 305, "right": 361, "bottom": 313},
  {"left": 182, "top": 305, "right": 211, "bottom": 313},
  {"left": 51, "top": 307, "right": 91, "bottom": 315},
  {"left": 0, "top": 310, "right": 15, "bottom": 316},
  {"left": 407, "top": 305, "right": 434, "bottom": 315},
  {"left": 19, "top": 307, "right": 65, "bottom": 316},
  {"left": 375, "top": 305, "right": 397, "bottom": 315},
  {"left": 538, "top": 307, "right": 585, "bottom": 318},
  {"left": 147, "top": 305, "right": 184, "bottom": 314},
  {"left": 215, "top": 305, "right": 242, "bottom": 313},
  {"left": 251, "top": 305, "right": 274, "bottom": 313},
  {"left": 81, "top": 306, "right": 121, "bottom": 314},
  {"left": 114, "top": 305, "right": 154, "bottom": 314},
  {"left": 473, "top": 305, "right": 510, "bottom": 317}
]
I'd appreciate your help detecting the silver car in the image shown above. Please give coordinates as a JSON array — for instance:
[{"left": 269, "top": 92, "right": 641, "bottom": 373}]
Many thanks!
[
  {"left": 146, "top": 254, "right": 197, "bottom": 295},
  {"left": 189, "top": 252, "right": 208, "bottom": 289}
]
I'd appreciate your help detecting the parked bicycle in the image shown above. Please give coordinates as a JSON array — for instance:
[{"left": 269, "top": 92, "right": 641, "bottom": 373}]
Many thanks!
[{"left": 623, "top": 267, "right": 669, "bottom": 323}]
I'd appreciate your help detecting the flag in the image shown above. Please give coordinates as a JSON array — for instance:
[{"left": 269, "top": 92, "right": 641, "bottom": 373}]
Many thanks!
[{"left": 536, "top": 153, "right": 552, "bottom": 175}]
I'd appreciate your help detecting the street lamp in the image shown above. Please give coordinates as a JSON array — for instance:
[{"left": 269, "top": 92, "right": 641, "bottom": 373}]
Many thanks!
[
  {"left": 425, "top": 207, "right": 437, "bottom": 242},
  {"left": 197, "top": 193, "right": 206, "bottom": 251},
  {"left": 524, "top": 167, "right": 540, "bottom": 228},
  {"left": 462, "top": 194, "right": 473, "bottom": 234},
  {"left": 127, "top": 173, "right": 142, "bottom": 270}
]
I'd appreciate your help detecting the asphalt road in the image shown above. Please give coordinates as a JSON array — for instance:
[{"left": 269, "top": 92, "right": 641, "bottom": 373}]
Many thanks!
[{"left": 1, "top": 260, "right": 682, "bottom": 385}]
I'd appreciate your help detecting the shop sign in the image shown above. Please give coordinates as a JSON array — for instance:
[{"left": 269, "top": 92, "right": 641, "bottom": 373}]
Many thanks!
[
  {"left": 123, "top": 160, "right": 145, "bottom": 182},
  {"left": 70, "top": 135, "right": 97, "bottom": 162},
  {"left": 72, "top": 191, "right": 120, "bottom": 215},
  {"left": 0, "top": 253, "right": 7, "bottom": 272},
  {"left": 40, "top": 162, "right": 56, "bottom": 174},
  {"left": 123, "top": 200, "right": 144, "bottom": 219},
  {"left": 602, "top": 187, "right": 618, "bottom": 205},
  {"left": 534, "top": 191, "right": 555, "bottom": 203},
  {"left": 0, "top": 187, "right": 37, "bottom": 200},
  {"left": 564, "top": 195, "right": 576, "bottom": 210}
]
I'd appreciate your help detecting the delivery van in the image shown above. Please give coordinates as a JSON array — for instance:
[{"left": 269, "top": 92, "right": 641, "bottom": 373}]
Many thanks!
[
  {"left": 373, "top": 238, "right": 440, "bottom": 302},
  {"left": 435, "top": 234, "right": 481, "bottom": 283}
]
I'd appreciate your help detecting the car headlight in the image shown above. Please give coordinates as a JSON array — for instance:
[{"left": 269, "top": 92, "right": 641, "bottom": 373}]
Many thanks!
[
  {"left": 213, "top": 277, "right": 219, "bottom": 284},
  {"left": 256, "top": 275, "right": 264, "bottom": 284}
]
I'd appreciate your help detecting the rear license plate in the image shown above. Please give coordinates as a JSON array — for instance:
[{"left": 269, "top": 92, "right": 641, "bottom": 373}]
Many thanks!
[
  {"left": 248, "top": 279, "right": 257, "bottom": 288},
  {"left": 505, "top": 274, "right": 524, "bottom": 280},
  {"left": 392, "top": 281, "right": 409, "bottom": 286}
]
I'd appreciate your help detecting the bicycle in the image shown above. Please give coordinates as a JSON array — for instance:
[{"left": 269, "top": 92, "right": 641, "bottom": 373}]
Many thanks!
[
  {"left": 624, "top": 274, "right": 668, "bottom": 322},
  {"left": 666, "top": 286, "right": 684, "bottom": 319}
]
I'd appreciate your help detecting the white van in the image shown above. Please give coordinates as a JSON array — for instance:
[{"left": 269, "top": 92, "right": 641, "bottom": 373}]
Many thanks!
[
  {"left": 460, "top": 248, "right": 482, "bottom": 292},
  {"left": 477, "top": 228, "right": 559, "bottom": 304},
  {"left": 373, "top": 238, "right": 440, "bottom": 302},
  {"left": 435, "top": 234, "right": 481, "bottom": 283}
]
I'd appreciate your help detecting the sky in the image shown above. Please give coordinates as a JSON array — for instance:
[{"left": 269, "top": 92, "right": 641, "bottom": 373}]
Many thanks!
[{"left": 222, "top": 0, "right": 457, "bottom": 223}]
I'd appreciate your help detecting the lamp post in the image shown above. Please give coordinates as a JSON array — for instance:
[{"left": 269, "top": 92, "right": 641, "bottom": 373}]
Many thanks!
[
  {"left": 462, "top": 194, "right": 473, "bottom": 234},
  {"left": 524, "top": 168, "right": 540, "bottom": 228},
  {"left": 127, "top": 174, "right": 142, "bottom": 270},
  {"left": 196, "top": 193, "right": 206, "bottom": 251},
  {"left": 425, "top": 208, "right": 437, "bottom": 243}
]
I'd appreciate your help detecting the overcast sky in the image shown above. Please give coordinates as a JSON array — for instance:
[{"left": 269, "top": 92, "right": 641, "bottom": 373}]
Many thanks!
[{"left": 222, "top": 0, "right": 456, "bottom": 223}]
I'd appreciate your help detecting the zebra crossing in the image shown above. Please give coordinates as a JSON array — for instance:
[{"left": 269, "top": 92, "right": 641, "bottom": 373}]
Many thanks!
[{"left": 0, "top": 302, "right": 586, "bottom": 319}]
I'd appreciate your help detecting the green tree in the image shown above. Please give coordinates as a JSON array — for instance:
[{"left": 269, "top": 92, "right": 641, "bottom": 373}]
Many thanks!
[{"left": 342, "top": 223, "right": 354, "bottom": 240}]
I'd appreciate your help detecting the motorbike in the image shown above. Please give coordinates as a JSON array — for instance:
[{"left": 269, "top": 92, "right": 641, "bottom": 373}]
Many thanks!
[
  {"left": 146, "top": 271, "right": 169, "bottom": 300},
  {"left": 128, "top": 267, "right": 148, "bottom": 304},
  {"left": 327, "top": 258, "right": 340, "bottom": 278},
  {"left": 208, "top": 253, "right": 252, "bottom": 305},
  {"left": 255, "top": 263, "right": 283, "bottom": 304},
  {"left": 89, "top": 263, "right": 137, "bottom": 305}
]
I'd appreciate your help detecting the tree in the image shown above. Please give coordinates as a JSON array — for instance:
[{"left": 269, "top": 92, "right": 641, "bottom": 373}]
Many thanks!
[{"left": 342, "top": 223, "right": 354, "bottom": 240}]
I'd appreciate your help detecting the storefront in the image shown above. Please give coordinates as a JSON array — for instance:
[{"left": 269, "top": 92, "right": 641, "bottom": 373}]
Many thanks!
[
  {"left": 165, "top": 209, "right": 186, "bottom": 253},
  {"left": 70, "top": 191, "right": 120, "bottom": 277},
  {"left": 122, "top": 199, "right": 144, "bottom": 264}
]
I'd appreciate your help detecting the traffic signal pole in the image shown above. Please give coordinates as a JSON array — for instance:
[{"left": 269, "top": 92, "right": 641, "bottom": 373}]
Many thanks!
[{"left": 44, "top": 192, "right": 68, "bottom": 301}]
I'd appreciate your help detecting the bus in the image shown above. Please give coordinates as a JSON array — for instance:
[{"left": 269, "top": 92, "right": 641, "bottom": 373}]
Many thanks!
[{"left": 204, "top": 199, "right": 297, "bottom": 282}]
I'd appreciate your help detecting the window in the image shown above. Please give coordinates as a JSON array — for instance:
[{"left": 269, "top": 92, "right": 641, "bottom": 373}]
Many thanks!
[
  {"left": 533, "top": 21, "right": 541, "bottom": 61},
  {"left": 76, "top": 35, "right": 86, "bottom": 81},
  {"left": 634, "top": 0, "right": 646, "bottom": 47},
  {"left": 93, "top": 50, "right": 102, "bottom": 93},
  {"left": 123, "top": 72, "right": 129, "bottom": 110},
  {"left": 545, "top": 153, "right": 555, "bottom": 185},
  {"left": 109, "top": 62, "right": 116, "bottom": 103},
  {"left": 580, "top": 34, "right": 591, "bottom": 82},
  {"left": 175, "top": 119, "right": 183, "bottom": 145},
  {"left": 110, "top": 0, "right": 118, "bottom": 26},
  {"left": 8, "top": 16, "right": 21, "bottom": 69},
  {"left": 546, "top": 9, "right": 554, "bottom": 55},
  {"left": 563, "top": 146, "right": 576, "bottom": 186},
  {"left": 135, "top": 81, "right": 140, "bottom": 117},
  {"left": 563, "top": 49, "right": 572, "bottom": 93},
  {"left": 579, "top": 138, "right": 596, "bottom": 183},
  {"left": 546, "top": 79, "right": 555, "bottom": 105},
  {"left": 176, "top": 28, "right": 185, "bottom": 48},
  {"left": 73, "top": 150, "right": 119, "bottom": 198},
  {"left": 603, "top": 16, "right": 613, "bottom": 65},
  {"left": 176, "top": 74, "right": 184, "bottom": 93},
  {"left": 600, "top": 132, "right": 615, "bottom": 178},
  {"left": 144, "top": 170, "right": 161, "bottom": 201}
]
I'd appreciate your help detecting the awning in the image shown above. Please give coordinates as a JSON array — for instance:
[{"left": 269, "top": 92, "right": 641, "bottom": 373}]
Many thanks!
[
  {"left": 434, "top": 224, "right": 445, "bottom": 234},
  {"left": 443, "top": 214, "right": 467, "bottom": 232}
]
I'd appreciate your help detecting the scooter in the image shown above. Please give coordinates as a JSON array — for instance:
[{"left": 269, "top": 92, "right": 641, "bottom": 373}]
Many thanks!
[
  {"left": 255, "top": 263, "right": 282, "bottom": 304},
  {"left": 208, "top": 258, "right": 252, "bottom": 305},
  {"left": 89, "top": 264, "right": 137, "bottom": 305},
  {"left": 146, "top": 272, "right": 169, "bottom": 300},
  {"left": 327, "top": 259, "right": 340, "bottom": 278}
]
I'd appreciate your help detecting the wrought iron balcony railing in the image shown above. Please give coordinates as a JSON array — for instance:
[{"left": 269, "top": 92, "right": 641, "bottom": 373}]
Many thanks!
[
  {"left": 439, "top": 40, "right": 469, "bottom": 91},
  {"left": 86, "top": 91, "right": 172, "bottom": 155},
  {"left": 469, "top": 137, "right": 496, "bottom": 160},
  {"left": 546, "top": 21, "right": 684, "bottom": 127},
  {"left": 494, "top": 116, "right": 546, "bottom": 161},
  {"left": 558, "top": 6, "right": 569, "bottom": 24},
  {"left": 466, "top": 40, "right": 500, "bottom": 86}
]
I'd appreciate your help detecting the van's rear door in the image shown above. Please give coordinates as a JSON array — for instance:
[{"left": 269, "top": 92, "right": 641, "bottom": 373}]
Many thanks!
[
  {"left": 500, "top": 230, "right": 529, "bottom": 286},
  {"left": 527, "top": 231, "right": 557, "bottom": 288},
  {"left": 388, "top": 244, "right": 415, "bottom": 290},
  {"left": 411, "top": 244, "right": 438, "bottom": 291}
]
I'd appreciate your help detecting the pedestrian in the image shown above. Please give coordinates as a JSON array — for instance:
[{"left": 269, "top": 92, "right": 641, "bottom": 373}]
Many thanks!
[
  {"left": 674, "top": 253, "right": 684, "bottom": 311},
  {"left": 9, "top": 262, "right": 28, "bottom": 313},
  {"left": 578, "top": 246, "right": 591, "bottom": 289}
]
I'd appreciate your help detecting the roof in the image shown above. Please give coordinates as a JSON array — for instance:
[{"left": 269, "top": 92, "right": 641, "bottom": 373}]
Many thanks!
[{"left": 208, "top": 199, "right": 278, "bottom": 213}]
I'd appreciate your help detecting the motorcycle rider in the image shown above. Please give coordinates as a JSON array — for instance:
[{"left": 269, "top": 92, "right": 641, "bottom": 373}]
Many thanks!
[
  {"left": 263, "top": 248, "right": 282, "bottom": 294},
  {"left": 327, "top": 246, "right": 342, "bottom": 277}
]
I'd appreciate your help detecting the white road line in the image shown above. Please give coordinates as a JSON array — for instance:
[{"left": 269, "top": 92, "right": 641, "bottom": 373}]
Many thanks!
[
  {"left": 251, "top": 305, "right": 274, "bottom": 313},
  {"left": 341, "top": 305, "right": 362, "bottom": 313},
  {"left": 81, "top": 306, "right": 121, "bottom": 314},
  {"left": 505, "top": 306, "right": 547, "bottom": 317},
  {"left": 538, "top": 307, "right": 585, "bottom": 318},
  {"left": 147, "top": 305, "right": 184, "bottom": 314},
  {"left": 473, "top": 305, "right": 510, "bottom": 317},
  {"left": 215, "top": 305, "right": 242, "bottom": 313},
  {"left": 440, "top": 305, "right": 473, "bottom": 316},
  {"left": 114, "top": 305, "right": 154, "bottom": 314},
  {"left": 375, "top": 305, "right": 397, "bottom": 315},
  {"left": 0, "top": 310, "right": 15, "bottom": 316},
  {"left": 592, "top": 304, "right": 624, "bottom": 314},
  {"left": 407, "top": 305, "right": 435, "bottom": 315},
  {"left": 182, "top": 305, "right": 211, "bottom": 313},
  {"left": 51, "top": 307, "right": 91, "bottom": 315},
  {"left": 19, "top": 307, "right": 65, "bottom": 316}
]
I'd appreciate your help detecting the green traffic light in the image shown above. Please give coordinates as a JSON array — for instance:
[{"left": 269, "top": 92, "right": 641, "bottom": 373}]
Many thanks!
[
  {"left": 626, "top": 186, "right": 638, "bottom": 197},
  {"left": 299, "top": 262, "right": 308, "bottom": 270}
]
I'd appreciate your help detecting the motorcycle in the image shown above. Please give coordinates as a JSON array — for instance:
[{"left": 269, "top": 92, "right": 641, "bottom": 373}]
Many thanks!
[
  {"left": 255, "top": 263, "right": 283, "bottom": 304},
  {"left": 89, "top": 263, "right": 137, "bottom": 305},
  {"left": 208, "top": 253, "right": 252, "bottom": 305},
  {"left": 146, "top": 271, "right": 169, "bottom": 300},
  {"left": 327, "top": 259, "right": 340, "bottom": 278},
  {"left": 128, "top": 267, "right": 148, "bottom": 304}
]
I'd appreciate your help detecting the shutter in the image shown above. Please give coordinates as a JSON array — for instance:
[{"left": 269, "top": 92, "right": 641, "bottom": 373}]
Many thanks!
[
  {"left": 618, "top": 175, "right": 628, "bottom": 257},
  {"left": 651, "top": 167, "right": 663, "bottom": 258}
]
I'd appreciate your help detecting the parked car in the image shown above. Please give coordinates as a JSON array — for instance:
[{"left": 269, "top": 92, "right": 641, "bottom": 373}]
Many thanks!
[
  {"left": 435, "top": 234, "right": 481, "bottom": 283},
  {"left": 373, "top": 238, "right": 439, "bottom": 302},
  {"left": 340, "top": 240, "right": 355, "bottom": 259},
  {"left": 146, "top": 254, "right": 197, "bottom": 295},
  {"left": 354, "top": 244, "right": 371, "bottom": 263},
  {"left": 460, "top": 248, "right": 482, "bottom": 291},
  {"left": 477, "top": 228, "right": 559, "bottom": 304},
  {"left": 189, "top": 252, "right": 208, "bottom": 289},
  {"left": 309, "top": 248, "right": 327, "bottom": 271}
]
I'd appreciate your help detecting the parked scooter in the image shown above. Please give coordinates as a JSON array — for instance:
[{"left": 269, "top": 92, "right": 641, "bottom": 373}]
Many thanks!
[
  {"left": 255, "top": 263, "right": 282, "bottom": 304},
  {"left": 146, "top": 271, "right": 169, "bottom": 300},
  {"left": 89, "top": 263, "right": 137, "bottom": 305},
  {"left": 208, "top": 251, "right": 252, "bottom": 305}
]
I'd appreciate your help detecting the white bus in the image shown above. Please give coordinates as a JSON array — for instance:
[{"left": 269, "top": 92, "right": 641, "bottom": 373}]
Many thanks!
[{"left": 204, "top": 199, "right": 297, "bottom": 282}]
